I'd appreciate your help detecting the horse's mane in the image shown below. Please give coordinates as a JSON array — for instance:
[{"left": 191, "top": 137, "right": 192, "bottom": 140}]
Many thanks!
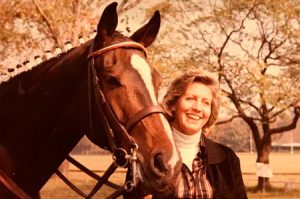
[
  {"left": 1, "top": 50, "right": 72, "bottom": 85},
  {"left": 0, "top": 31, "right": 131, "bottom": 99},
  {"left": 0, "top": 40, "right": 93, "bottom": 98},
  {"left": 0, "top": 31, "right": 130, "bottom": 86}
]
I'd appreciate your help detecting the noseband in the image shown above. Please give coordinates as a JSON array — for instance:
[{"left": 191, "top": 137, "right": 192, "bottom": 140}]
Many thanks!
[{"left": 87, "top": 41, "right": 165, "bottom": 193}]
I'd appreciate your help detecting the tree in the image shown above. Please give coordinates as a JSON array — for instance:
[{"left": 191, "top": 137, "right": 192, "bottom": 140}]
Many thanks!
[
  {"left": 0, "top": 0, "right": 147, "bottom": 69},
  {"left": 211, "top": 119, "right": 251, "bottom": 152},
  {"left": 155, "top": 0, "right": 300, "bottom": 191}
]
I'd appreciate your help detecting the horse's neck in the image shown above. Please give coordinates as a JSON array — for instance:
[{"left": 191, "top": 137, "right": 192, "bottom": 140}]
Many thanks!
[
  {"left": 0, "top": 43, "right": 93, "bottom": 194},
  {"left": 8, "top": 43, "right": 90, "bottom": 103}
]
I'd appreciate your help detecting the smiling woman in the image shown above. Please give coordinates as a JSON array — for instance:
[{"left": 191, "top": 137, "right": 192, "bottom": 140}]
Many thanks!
[{"left": 159, "top": 69, "right": 248, "bottom": 199}]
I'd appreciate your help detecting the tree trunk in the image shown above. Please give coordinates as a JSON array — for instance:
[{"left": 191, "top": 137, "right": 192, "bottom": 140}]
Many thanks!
[
  {"left": 257, "top": 177, "right": 271, "bottom": 191},
  {"left": 255, "top": 136, "right": 272, "bottom": 191}
]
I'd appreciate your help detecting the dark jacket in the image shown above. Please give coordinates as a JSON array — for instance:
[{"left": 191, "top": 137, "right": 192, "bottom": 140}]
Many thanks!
[
  {"left": 204, "top": 137, "right": 248, "bottom": 199},
  {"left": 124, "top": 137, "right": 248, "bottom": 199}
]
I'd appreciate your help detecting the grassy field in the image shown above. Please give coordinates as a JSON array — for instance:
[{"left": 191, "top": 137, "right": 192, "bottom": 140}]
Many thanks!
[
  {"left": 40, "top": 172, "right": 125, "bottom": 198},
  {"left": 40, "top": 153, "right": 300, "bottom": 198}
]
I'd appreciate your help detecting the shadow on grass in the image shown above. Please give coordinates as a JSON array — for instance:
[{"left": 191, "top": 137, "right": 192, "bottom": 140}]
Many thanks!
[{"left": 246, "top": 186, "right": 300, "bottom": 198}]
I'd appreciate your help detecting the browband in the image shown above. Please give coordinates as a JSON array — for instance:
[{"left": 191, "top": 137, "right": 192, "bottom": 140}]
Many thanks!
[{"left": 88, "top": 41, "right": 147, "bottom": 58}]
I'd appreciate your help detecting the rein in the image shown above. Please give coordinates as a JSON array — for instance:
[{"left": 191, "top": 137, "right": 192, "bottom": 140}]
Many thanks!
[{"left": 0, "top": 169, "right": 31, "bottom": 199}]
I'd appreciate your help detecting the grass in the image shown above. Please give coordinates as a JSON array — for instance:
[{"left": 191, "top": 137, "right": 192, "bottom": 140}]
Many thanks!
[
  {"left": 39, "top": 153, "right": 300, "bottom": 198},
  {"left": 40, "top": 172, "right": 126, "bottom": 199},
  {"left": 40, "top": 172, "right": 300, "bottom": 199},
  {"left": 247, "top": 187, "right": 300, "bottom": 199}
]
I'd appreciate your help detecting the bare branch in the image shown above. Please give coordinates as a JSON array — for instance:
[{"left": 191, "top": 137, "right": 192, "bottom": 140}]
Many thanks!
[
  {"left": 32, "top": 0, "right": 60, "bottom": 46},
  {"left": 216, "top": 6, "right": 254, "bottom": 69},
  {"left": 270, "top": 98, "right": 300, "bottom": 119},
  {"left": 216, "top": 115, "right": 240, "bottom": 125},
  {"left": 239, "top": 98, "right": 262, "bottom": 115},
  {"left": 270, "top": 106, "right": 300, "bottom": 134},
  {"left": 118, "top": 0, "right": 145, "bottom": 15}
]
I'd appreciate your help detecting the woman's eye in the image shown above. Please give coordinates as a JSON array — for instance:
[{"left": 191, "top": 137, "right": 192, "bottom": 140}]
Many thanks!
[
  {"left": 104, "top": 75, "right": 122, "bottom": 87},
  {"left": 203, "top": 100, "right": 211, "bottom": 106},
  {"left": 185, "top": 97, "right": 194, "bottom": 101}
]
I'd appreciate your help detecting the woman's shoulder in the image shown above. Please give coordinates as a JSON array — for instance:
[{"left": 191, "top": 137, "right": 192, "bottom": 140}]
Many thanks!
[
  {"left": 204, "top": 137, "right": 233, "bottom": 151},
  {"left": 204, "top": 137, "right": 239, "bottom": 163}
]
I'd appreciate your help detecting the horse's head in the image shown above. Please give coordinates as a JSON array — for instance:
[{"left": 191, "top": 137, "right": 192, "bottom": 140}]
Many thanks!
[{"left": 87, "top": 2, "right": 182, "bottom": 196}]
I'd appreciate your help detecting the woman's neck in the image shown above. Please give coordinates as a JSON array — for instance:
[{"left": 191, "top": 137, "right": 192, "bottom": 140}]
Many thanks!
[
  {"left": 172, "top": 127, "right": 201, "bottom": 148},
  {"left": 172, "top": 127, "right": 202, "bottom": 171}
]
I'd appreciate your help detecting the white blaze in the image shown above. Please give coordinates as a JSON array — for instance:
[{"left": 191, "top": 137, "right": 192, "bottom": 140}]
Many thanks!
[
  {"left": 160, "top": 115, "right": 180, "bottom": 167},
  {"left": 130, "top": 54, "right": 179, "bottom": 168},
  {"left": 130, "top": 54, "right": 157, "bottom": 105}
]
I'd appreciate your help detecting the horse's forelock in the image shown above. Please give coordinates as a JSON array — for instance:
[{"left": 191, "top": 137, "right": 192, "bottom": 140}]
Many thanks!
[{"left": 97, "top": 31, "right": 130, "bottom": 48}]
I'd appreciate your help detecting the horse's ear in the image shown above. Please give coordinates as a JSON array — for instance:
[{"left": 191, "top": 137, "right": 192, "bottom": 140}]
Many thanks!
[
  {"left": 130, "top": 11, "right": 160, "bottom": 47},
  {"left": 97, "top": 2, "right": 118, "bottom": 41}
]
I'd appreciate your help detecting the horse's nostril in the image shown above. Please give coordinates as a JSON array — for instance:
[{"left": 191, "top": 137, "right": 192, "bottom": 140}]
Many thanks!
[{"left": 152, "top": 152, "right": 168, "bottom": 176}]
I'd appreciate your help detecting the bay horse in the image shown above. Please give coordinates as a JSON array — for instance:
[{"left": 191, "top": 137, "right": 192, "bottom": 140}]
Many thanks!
[{"left": 0, "top": 2, "right": 181, "bottom": 198}]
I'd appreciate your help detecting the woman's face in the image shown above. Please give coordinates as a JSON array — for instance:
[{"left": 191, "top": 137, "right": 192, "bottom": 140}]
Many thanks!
[{"left": 172, "top": 82, "right": 212, "bottom": 135}]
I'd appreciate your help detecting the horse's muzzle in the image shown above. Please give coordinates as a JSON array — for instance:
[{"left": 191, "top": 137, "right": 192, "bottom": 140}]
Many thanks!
[
  {"left": 137, "top": 150, "right": 182, "bottom": 196},
  {"left": 150, "top": 151, "right": 172, "bottom": 177}
]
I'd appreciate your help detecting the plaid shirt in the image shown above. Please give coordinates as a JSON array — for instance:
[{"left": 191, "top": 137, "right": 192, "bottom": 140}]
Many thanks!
[{"left": 175, "top": 137, "right": 213, "bottom": 199}]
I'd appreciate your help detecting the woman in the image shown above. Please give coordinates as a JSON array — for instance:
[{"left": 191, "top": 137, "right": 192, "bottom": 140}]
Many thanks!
[
  {"left": 125, "top": 69, "right": 247, "bottom": 199},
  {"left": 161, "top": 69, "right": 247, "bottom": 199}
]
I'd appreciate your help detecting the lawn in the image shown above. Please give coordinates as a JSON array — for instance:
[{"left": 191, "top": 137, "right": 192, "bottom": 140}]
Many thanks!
[{"left": 39, "top": 153, "right": 300, "bottom": 198}]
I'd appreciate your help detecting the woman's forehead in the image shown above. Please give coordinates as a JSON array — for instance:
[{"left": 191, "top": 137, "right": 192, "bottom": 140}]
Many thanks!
[{"left": 184, "top": 82, "right": 213, "bottom": 97}]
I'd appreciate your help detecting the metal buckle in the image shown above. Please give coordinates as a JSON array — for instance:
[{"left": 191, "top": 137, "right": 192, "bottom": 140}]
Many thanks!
[
  {"left": 124, "top": 180, "right": 135, "bottom": 192},
  {"left": 122, "top": 144, "right": 139, "bottom": 192}
]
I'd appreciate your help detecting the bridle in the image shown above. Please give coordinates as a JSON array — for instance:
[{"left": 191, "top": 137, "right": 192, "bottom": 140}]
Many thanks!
[
  {"left": 84, "top": 40, "right": 166, "bottom": 197},
  {"left": 0, "top": 40, "right": 166, "bottom": 199},
  {"left": 88, "top": 39, "right": 165, "bottom": 159}
]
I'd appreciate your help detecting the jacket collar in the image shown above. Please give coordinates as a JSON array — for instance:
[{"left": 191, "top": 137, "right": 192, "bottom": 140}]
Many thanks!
[{"left": 203, "top": 135, "right": 227, "bottom": 164}]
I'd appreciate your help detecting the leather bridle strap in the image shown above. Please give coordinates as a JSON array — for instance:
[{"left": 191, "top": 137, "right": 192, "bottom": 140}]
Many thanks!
[
  {"left": 55, "top": 156, "right": 123, "bottom": 198},
  {"left": 125, "top": 105, "right": 165, "bottom": 131},
  {"left": 0, "top": 169, "right": 32, "bottom": 199},
  {"left": 88, "top": 41, "right": 147, "bottom": 58},
  {"left": 89, "top": 54, "right": 134, "bottom": 152}
]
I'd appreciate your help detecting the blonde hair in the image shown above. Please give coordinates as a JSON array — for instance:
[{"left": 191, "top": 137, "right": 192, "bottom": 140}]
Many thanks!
[{"left": 161, "top": 69, "right": 220, "bottom": 130}]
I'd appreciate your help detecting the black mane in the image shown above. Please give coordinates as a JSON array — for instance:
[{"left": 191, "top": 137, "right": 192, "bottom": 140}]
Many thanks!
[{"left": 0, "top": 40, "right": 92, "bottom": 98}]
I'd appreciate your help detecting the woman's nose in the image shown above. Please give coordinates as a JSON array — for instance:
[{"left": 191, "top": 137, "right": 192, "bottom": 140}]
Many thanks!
[{"left": 192, "top": 101, "right": 202, "bottom": 111}]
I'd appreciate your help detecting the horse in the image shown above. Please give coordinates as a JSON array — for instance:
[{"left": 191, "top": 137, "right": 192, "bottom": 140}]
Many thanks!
[{"left": 0, "top": 2, "right": 182, "bottom": 198}]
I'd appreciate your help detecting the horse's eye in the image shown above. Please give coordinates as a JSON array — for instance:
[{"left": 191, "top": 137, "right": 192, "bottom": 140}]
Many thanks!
[{"left": 104, "top": 75, "right": 122, "bottom": 87}]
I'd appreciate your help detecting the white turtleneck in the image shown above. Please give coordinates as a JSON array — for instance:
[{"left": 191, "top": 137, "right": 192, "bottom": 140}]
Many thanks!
[{"left": 172, "top": 127, "right": 201, "bottom": 171}]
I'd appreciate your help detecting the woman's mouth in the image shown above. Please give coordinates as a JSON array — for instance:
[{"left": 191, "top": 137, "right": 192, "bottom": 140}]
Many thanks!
[{"left": 186, "top": 113, "right": 201, "bottom": 120}]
